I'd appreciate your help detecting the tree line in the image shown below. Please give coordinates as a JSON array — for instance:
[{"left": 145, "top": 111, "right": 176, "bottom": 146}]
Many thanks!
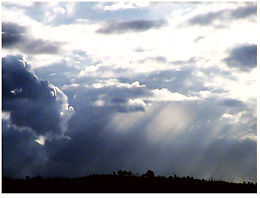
[{"left": 2, "top": 170, "right": 257, "bottom": 193}]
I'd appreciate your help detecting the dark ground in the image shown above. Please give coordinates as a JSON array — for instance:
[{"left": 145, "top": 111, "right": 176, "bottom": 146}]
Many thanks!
[{"left": 2, "top": 170, "right": 257, "bottom": 193}]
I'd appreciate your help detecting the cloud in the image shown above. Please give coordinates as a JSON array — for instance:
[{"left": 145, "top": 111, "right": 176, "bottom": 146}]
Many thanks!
[
  {"left": 148, "top": 88, "right": 199, "bottom": 101},
  {"left": 188, "top": 4, "right": 256, "bottom": 27},
  {"left": 135, "top": 47, "right": 146, "bottom": 52},
  {"left": 1, "top": 2, "right": 256, "bottom": 184},
  {"left": 2, "top": 58, "right": 256, "bottom": 182},
  {"left": 139, "top": 56, "right": 197, "bottom": 66},
  {"left": 38, "top": 101, "right": 255, "bottom": 182},
  {"left": 223, "top": 44, "right": 257, "bottom": 71},
  {"left": 96, "top": 19, "right": 167, "bottom": 34},
  {"left": 3, "top": 2, "right": 36, "bottom": 7},
  {"left": 66, "top": 79, "right": 151, "bottom": 114},
  {"left": 220, "top": 98, "right": 245, "bottom": 107},
  {"left": 77, "top": 64, "right": 134, "bottom": 83},
  {"left": 2, "top": 22, "right": 63, "bottom": 54},
  {"left": 34, "top": 59, "right": 79, "bottom": 87},
  {"left": 188, "top": 9, "right": 226, "bottom": 26},
  {"left": 230, "top": 3, "right": 257, "bottom": 19},
  {"left": 2, "top": 22, "right": 27, "bottom": 46},
  {"left": 138, "top": 56, "right": 168, "bottom": 64},
  {"left": 2, "top": 119, "right": 48, "bottom": 178},
  {"left": 2, "top": 55, "right": 74, "bottom": 142},
  {"left": 194, "top": 36, "right": 205, "bottom": 43},
  {"left": 95, "top": 2, "right": 150, "bottom": 11},
  {"left": 3, "top": 99, "right": 256, "bottom": 181}
]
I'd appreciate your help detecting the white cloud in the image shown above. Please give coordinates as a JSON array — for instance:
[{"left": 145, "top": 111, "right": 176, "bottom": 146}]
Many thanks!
[
  {"left": 53, "top": 7, "right": 66, "bottom": 14},
  {"left": 92, "top": 79, "right": 146, "bottom": 89},
  {"left": 35, "top": 135, "right": 46, "bottom": 145},
  {"left": 103, "top": 2, "right": 135, "bottom": 11},
  {"left": 128, "top": 98, "right": 146, "bottom": 108},
  {"left": 2, "top": 112, "right": 11, "bottom": 120},
  {"left": 95, "top": 2, "right": 150, "bottom": 11},
  {"left": 93, "top": 99, "right": 105, "bottom": 107},
  {"left": 66, "top": 2, "right": 75, "bottom": 16},
  {"left": 62, "top": 83, "right": 80, "bottom": 90},
  {"left": 148, "top": 88, "right": 199, "bottom": 102}
]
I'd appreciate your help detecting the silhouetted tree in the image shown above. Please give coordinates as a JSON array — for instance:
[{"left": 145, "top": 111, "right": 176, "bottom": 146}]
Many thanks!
[
  {"left": 143, "top": 170, "right": 155, "bottom": 178},
  {"left": 117, "top": 169, "right": 123, "bottom": 176}
]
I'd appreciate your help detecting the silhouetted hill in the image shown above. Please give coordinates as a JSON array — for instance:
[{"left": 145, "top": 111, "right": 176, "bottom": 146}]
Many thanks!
[{"left": 2, "top": 170, "right": 257, "bottom": 193}]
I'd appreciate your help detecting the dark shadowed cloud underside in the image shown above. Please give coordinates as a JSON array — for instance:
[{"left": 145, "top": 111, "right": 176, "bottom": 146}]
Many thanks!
[
  {"left": 96, "top": 19, "right": 167, "bottom": 34},
  {"left": 2, "top": 22, "right": 63, "bottom": 54}
]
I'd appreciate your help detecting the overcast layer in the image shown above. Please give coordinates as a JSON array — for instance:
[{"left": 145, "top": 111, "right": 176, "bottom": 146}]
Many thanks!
[{"left": 2, "top": 2, "right": 257, "bottom": 183}]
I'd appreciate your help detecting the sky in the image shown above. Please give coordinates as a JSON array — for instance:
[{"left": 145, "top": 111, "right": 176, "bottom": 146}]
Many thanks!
[{"left": 1, "top": 1, "right": 257, "bottom": 183}]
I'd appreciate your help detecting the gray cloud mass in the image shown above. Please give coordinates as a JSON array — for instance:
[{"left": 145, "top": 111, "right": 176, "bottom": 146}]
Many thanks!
[
  {"left": 223, "top": 44, "right": 257, "bottom": 71},
  {"left": 2, "top": 22, "right": 62, "bottom": 54},
  {"left": 2, "top": 100, "right": 256, "bottom": 182},
  {"left": 96, "top": 19, "right": 167, "bottom": 34},
  {"left": 2, "top": 55, "right": 74, "bottom": 139},
  {"left": 2, "top": 54, "right": 256, "bottom": 183},
  {"left": 188, "top": 3, "right": 256, "bottom": 27},
  {"left": 2, "top": 22, "right": 27, "bottom": 47},
  {"left": 2, "top": 119, "right": 48, "bottom": 178}
]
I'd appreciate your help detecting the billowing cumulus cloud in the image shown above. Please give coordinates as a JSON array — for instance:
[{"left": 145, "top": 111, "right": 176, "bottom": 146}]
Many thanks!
[
  {"left": 63, "top": 79, "right": 152, "bottom": 114},
  {"left": 2, "top": 22, "right": 62, "bottom": 54},
  {"left": 96, "top": 19, "right": 167, "bottom": 34},
  {"left": 223, "top": 43, "right": 257, "bottom": 71},
  {"left": 2, "top": 55, "right": 74, "bottom": 142}
]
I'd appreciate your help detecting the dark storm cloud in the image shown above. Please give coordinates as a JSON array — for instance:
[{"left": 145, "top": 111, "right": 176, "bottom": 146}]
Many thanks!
[
  {"left": 2, "top": 119, "right": 48, "bottom": 178},
  {"left": 96, "top": 19, "right": 167, "bottom": 34},
  {"left": 199, "top": 138, "right": 256, "bottom": 182},
  {"left": 3, "top": 100, "right": 255, "bottom": 183},
  {"left": 2, "top": 22, "right": 27, "bottom": 47},
  {"left": 223, "top": 44, "right": 257, "bottom": 71},
  {"left": 2, "top": 65, "right": 256, "bottom": 182},
  {"left": 2, "top": 22, "right": 62, "bottom": 54},
  {"left": 2, "top": 55, "right": 74, "bottom": 139},
  {"left": 188, "top": 3, "right": 256, "bottom": 26}
]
